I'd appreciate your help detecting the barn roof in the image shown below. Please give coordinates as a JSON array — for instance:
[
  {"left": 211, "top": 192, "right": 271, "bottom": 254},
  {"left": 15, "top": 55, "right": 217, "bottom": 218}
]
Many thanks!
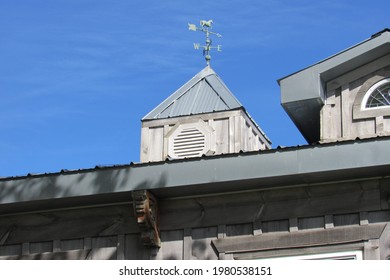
[{"left": 142, "top": 66, "right": 243, "bottom": 120}]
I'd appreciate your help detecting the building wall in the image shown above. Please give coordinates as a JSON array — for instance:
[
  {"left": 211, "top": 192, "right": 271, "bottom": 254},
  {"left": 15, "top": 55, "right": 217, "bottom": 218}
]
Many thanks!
[
  {"left": 1, "top": 177, "right": 390, "bottom": 260},
  {"left": 321, "top": 55, "right": 390, "bottom": 142}
]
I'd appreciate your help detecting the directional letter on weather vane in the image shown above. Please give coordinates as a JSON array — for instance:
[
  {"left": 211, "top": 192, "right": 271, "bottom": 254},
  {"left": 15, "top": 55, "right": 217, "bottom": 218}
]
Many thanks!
[{"left": 188, "top": 20, "right": 222, "bottom": 66}]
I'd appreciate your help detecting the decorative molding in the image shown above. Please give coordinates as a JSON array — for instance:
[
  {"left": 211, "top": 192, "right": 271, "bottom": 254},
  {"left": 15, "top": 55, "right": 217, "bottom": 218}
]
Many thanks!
[{"left": 132, "top": 190, "right": 161, "bottom": 248}]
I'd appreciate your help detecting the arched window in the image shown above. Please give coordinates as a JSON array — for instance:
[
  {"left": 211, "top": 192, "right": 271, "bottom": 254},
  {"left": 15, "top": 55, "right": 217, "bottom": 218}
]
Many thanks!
[
  {"left": 353, "top": 76, "right": 390, "bottom": 120},
  {"left": 362, "top": 78, "right": 390, "bottom": 110}
]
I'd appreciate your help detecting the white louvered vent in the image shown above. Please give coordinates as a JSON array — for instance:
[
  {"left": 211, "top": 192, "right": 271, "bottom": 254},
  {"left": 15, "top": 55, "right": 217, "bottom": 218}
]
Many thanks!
[
  {"left": 173, "top": 127, "right": 205, "bottom": 158},
  {"left": 167, "top": 120, "right": 214, "bottom": 159}
]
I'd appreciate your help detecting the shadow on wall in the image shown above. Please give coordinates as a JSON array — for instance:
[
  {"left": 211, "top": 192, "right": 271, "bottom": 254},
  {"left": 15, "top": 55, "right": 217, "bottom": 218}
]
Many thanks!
[
  {"left": 0, "top": 247, "right": 117, "bottom": 260},
  {"left": 163, "top": 240, "right": 217, "bottom": 260},
  {"left": 159, "top": 227, "right": 218, "bottom": 260},
  {"left": 0, "top": 166, "right": 169, "bottom": 251},
  {"left": 192, "top": 239, "right": 217, "bottom": 260}
]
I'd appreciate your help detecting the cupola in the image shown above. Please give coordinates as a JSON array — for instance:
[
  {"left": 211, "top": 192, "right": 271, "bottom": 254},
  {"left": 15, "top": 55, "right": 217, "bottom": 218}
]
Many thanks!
[{"left": 140, "top": 66, "right": 271, "bottom": 163}]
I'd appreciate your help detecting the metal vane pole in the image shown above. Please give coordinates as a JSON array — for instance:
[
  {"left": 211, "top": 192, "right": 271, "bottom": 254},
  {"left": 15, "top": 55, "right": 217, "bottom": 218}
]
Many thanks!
[{"left": 188, "top": 20, "right": 222, "bottom": 66}]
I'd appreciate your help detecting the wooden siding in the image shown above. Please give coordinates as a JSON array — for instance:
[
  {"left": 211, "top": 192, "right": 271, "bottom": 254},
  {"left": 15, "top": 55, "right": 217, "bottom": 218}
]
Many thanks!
[
  {"left": 140, "top": 109, "right": 269, "bottom": 162},
  {"left": 1, "top": 177, "right": 389, "bottom": 260},
  {"left": 321, "top": 57, "right": 390, "bottom": 142},
  {"left": 1, "top": 212, "right": 389, "bottom": 260}
]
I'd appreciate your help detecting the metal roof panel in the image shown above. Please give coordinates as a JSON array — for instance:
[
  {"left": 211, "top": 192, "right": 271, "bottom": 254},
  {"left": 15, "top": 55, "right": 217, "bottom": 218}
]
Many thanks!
[{"left": 142, "top": 66, "right": 242, "bottom": 120}]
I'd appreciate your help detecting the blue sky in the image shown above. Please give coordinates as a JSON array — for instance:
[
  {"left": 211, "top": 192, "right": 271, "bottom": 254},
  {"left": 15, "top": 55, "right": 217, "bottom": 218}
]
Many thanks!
[{"left": 0, "top": 0, "right": 388, "bottom": 177}]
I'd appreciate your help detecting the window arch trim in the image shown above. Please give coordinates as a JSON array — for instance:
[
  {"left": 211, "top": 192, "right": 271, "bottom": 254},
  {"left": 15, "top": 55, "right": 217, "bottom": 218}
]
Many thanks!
[
  {"left": 353, "top": 75, "right": 390, "bottom": 120},
  {"left": 361, "top": 78, "right": 390, "bottom": 110}
]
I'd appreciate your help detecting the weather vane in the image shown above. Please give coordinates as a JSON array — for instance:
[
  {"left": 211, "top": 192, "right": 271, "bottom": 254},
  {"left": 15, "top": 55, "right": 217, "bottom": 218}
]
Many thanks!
[{"left": 188, "top": 20, "right": 222, "bottom": 66}]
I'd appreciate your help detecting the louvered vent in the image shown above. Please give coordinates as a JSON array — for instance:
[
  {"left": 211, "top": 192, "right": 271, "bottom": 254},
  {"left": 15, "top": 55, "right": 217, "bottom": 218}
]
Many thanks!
[
  {"left": 167, "top": 120, "right": 213, "bottom": 159},
  {"left": 173, "top": 127, "right": 205, "bottom": 158}
]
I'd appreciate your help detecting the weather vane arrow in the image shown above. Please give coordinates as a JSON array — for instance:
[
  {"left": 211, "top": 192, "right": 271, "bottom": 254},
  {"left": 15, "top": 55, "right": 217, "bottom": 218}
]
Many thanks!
[{"left": 188, "top": 20, "right": 222, "bottom": 66}]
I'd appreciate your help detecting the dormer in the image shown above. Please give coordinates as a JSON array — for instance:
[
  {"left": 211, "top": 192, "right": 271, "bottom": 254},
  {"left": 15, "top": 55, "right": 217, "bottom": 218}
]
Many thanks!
[
  {"left": 278, "top": 28, "right": 390, "bottom": 143},
  {"left": 140, "top": 66, "right": 271, "bottom": 163}
]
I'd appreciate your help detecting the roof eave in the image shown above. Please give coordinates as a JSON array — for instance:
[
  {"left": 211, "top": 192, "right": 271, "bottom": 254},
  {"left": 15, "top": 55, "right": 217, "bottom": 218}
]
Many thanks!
[{"left": 278, "top": 29, "right": 390, "bottom": 143}]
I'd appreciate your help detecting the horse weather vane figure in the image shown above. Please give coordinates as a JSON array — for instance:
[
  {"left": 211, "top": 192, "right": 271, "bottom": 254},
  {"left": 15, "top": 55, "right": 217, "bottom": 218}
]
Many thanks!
[{"left": 188, "top": 20, "right": 222, "bottom": 66}]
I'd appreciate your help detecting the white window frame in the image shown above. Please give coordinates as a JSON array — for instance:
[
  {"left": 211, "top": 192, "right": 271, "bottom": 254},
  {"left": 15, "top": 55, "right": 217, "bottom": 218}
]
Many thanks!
[
  {"left": 353, "top": 75, "right": 390, "bottom": 120},
  {"left": 361, "top": 78, "right": 390, "bottom": 111},
  {"left": 262, "top": 250, "right": 363, "bottom": 260}
]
